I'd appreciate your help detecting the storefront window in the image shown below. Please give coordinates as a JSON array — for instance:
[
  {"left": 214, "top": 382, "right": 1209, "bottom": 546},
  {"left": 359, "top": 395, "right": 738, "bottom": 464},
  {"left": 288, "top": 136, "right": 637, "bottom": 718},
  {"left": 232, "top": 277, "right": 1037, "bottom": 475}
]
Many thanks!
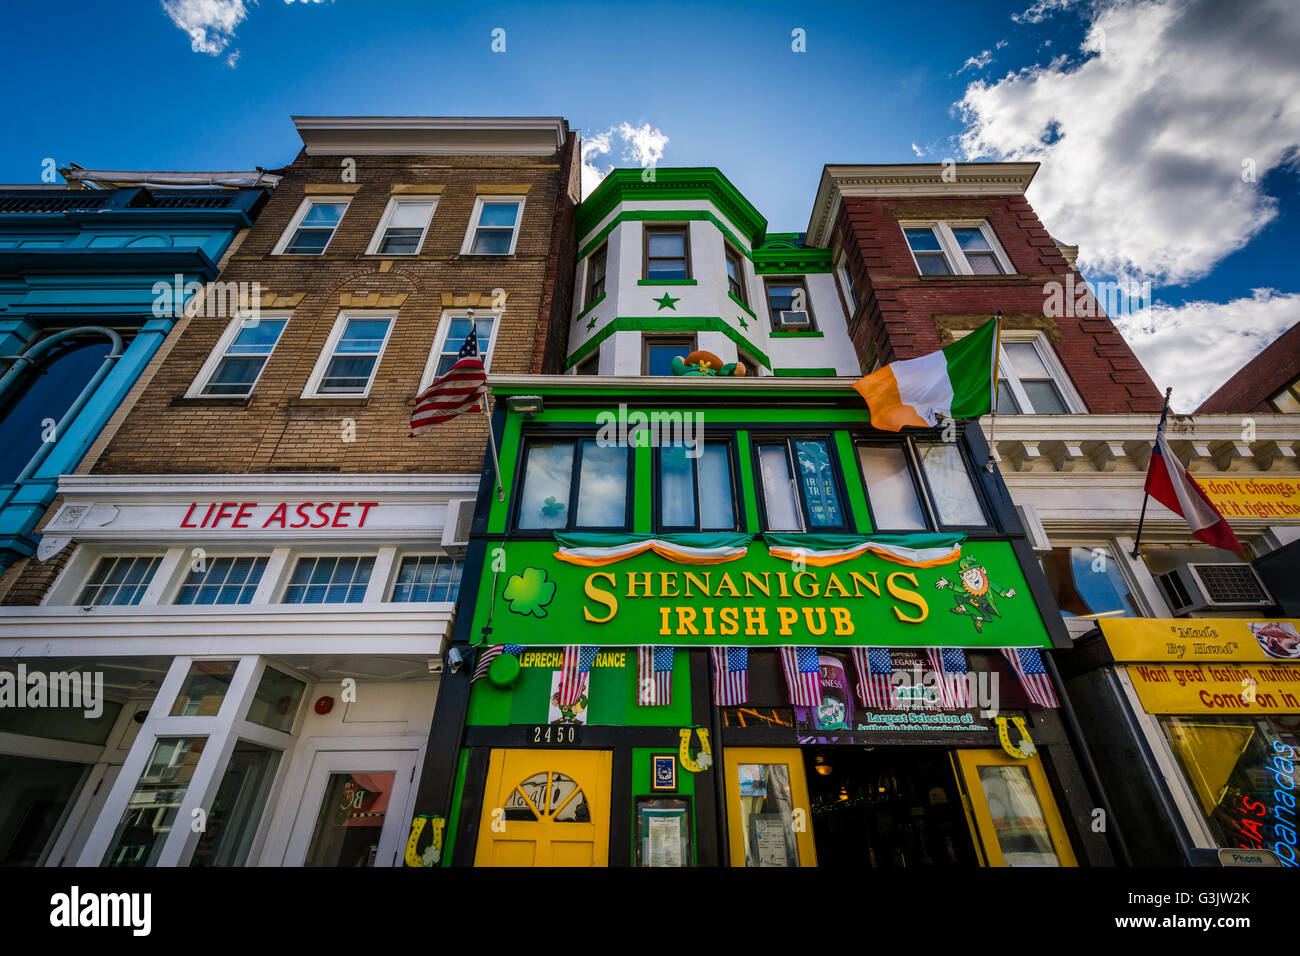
[
  {"left": 735, "top": 763, "right": 800, "bottom": 866},
  {"left": 103, "top": 737, "right": 208, "bottom": 867},
  {"left": 0, "top": 755, "right": 88, "bottom": 866},
  {"left": 245, "top": 666, "right": 306, "bottom": 733},
  {"left": 975, "top": 764, "right": 1061, "bottom": 866},
  {"left": 857, "top": 444, "right": 927, "bottom": 531},
  {"left": 757, "top": 438, "right": 845, "bottom": 531},
  {"left": 658, "top": 443, "right": 735, "bottom": 531},
  {"left": 169, "top": 660, "right": 239, "bottom": 717},
  {"left": 1161, "top": 715, "right": 1300, "bottom": 865},
  {"left": 304, "top": 771, "right": 395, "bottom": 867},
  {"left": 516, "top": 439, "right": 629, "bottom": 531},
  {"left": 915, "top": 442, "right": 988, "bottom": 527},
  {"left": 1040, "top": 545, "right": 1138, "bottom": 619},
  {"left": 189, "top": 742, "right": 280, "bottom": 867}
]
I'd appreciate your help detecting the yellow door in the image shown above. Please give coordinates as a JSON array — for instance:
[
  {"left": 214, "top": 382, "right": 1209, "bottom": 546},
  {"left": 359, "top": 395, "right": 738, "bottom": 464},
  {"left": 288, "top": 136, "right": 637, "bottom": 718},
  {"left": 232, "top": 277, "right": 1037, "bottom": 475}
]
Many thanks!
[
  {"left": 475, "top": 749, "right": 611, "bottom": 867},
  {"left": 953, "top": 749, "right": 1078, "bottom": 867},
  {"left": 723, "top": 747, "right": 817, "bottom": 867}
]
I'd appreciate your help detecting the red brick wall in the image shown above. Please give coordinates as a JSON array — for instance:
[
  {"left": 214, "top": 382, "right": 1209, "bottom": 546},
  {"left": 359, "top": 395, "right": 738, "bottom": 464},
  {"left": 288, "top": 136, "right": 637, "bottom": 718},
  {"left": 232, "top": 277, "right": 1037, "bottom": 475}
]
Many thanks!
[{"left": 834, "top": 193, "right": 1163, "bottom": 413}]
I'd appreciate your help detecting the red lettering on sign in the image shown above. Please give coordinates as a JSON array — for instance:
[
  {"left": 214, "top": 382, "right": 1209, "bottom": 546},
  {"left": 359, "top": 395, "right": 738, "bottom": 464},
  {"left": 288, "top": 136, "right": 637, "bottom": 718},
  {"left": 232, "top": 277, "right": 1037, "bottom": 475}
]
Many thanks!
[
  {"left": 180, "top": 502, "right": 199, "bottom": 528},
  {"left": 356, "top": 502, "right": 377, "bottom": 527},
  {"left": 311, "top": 502, "right": 333, "bottom": 528},
  {"left": 262, "top": 503, "right": 287, "bottom": 529},
  {"left": 291, "top": 503, "right": 312, "bottom": 529},
  {"left": 332, "top": 502, "right": 353, "bottom": 528},
  {"left": 212, "top": 502, "right": 235, "bottom": 528},
  {"left": 232, "top": 502, "right": 255, "bottom": 529}
]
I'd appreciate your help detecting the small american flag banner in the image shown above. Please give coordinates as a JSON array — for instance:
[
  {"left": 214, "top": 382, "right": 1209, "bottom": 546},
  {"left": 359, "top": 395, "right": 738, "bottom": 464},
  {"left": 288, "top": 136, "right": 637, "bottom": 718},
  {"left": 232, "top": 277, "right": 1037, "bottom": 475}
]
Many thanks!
[
  {"left": 1002, "top": 647, "right": 1059, "bottom": 708},
  {"left": 637, "top": 646, "right": 674, "bottom": 706},
  {"left": 925, "top": 647, "right": 971, "bottom": 707},
  {"left": 557, "top": 645, "right": 600, "bottom": 707},
  {"left": 471, "top": 644, "right": 526, "bottom": 683},
  {"left": 710, "top": 647, "right": 749, "bottom": 706},
  {"left": 410, "top": 325, "right": 488, "bottom": 435},
  {"left": 852, "top": 647, "right": 895, "bottom": 709},
  {"left": 780, "top": 646, "right": 822, "bottom": 708}
]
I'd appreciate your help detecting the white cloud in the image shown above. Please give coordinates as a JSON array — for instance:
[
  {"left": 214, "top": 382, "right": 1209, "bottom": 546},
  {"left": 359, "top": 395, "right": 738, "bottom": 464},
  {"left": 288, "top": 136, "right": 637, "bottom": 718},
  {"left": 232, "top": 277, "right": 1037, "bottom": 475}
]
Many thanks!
[
  {"left": 958, "top": 0, "right": 1300, "bottom": 286},
  {"left": 1114, "top": 289, "right": 1300, "bottom": 411},
  {"left": 911, "top": 143, "right": 926, "bottom": 157},
  {"left": 580, "top": 122, "right": 670, "bottom": 198},
  {"left": 162, "top": 0, "right": 329, "bottom": 65},
  {"left": 957, "top": 49, "right": 997, "bottom": 74},
  {"left": 1012, "top": 0, "right": 1084, "bottom": 24}
]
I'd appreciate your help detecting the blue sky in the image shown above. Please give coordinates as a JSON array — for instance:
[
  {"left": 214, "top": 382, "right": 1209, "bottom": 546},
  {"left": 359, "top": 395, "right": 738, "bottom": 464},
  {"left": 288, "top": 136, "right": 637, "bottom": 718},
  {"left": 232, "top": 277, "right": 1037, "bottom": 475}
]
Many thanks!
[{"left": 3, "top": 0, "right": 1297, "bottom": 408}]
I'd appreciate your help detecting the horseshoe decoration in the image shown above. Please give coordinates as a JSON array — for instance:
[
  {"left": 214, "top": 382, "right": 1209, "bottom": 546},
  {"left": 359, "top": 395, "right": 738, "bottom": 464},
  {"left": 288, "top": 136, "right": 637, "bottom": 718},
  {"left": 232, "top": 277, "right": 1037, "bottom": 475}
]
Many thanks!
[
  {"left": 404, "top": 814, "right": 446, "bottom": 867},
  {"left": 995, "top": 715, "right": 1036, "bottom": 760},
  {"left": 678, "top": 727, "right": 713, "bottom": 773}
]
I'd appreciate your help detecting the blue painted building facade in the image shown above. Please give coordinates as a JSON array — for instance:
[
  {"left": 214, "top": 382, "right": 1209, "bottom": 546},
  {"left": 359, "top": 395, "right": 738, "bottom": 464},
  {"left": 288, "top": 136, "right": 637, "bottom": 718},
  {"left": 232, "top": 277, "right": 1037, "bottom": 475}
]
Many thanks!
[{"left": 0, "top": 185, "right": 270, "bottom": 568}]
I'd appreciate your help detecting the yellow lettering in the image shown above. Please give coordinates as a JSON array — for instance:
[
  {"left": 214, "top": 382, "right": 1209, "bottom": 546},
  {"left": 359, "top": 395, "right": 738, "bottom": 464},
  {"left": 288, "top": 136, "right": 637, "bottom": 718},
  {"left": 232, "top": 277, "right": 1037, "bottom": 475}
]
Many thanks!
[
  {"left": 720, "top": 607, "right": 740, "bottom": 636},
  {"left": 742, "top": 571, "right": 771, "bottom": 598},
  {"left": 658, "top": 606, "right": 671, "bottom": 636},
  {"left": 583, "top": 572, "right": 617, "bottom": 623},
  {"left": 675, "top": 606, "right": 699, "bottom": 636},
  {"left": 683, "top": 571, "right": 711, "bottom": 597},
  {"left": 849, "top": 571, "right": 880, "bottom": 598},
  {"left": 887, "top": 572, "right": 929, "bottom": 623},
  {"left": 775, "top": 572, "right": 791, "bottom": 598},
  {"left": 823, "top": 572, "right": 851, "bottom": 599},
  {"left": 627, "top": 571, "right": 653, "bottom": 598},
  {"left": 802, "top": 606, "right": 828, "bottom": 636},
  {"left": 777, "top": 606, "right": 798, "bottom": 636},
  {"left": 793, "top": 572, "right": 819, "bottom": 598},
  {"left": 714, "top": 572, "right": 741, "bottom": 598},
  {"left": 830, "top": 606, "right": 854, "bottom": 636},
  {"left": 659, "top": 571, "right": 679, "bottom": 598},
  {"left": 744, "top": 607, "right": 768, "bottom": 636},
  {"left": 701, "top": 606, "right": 716, "bottom": 635}
]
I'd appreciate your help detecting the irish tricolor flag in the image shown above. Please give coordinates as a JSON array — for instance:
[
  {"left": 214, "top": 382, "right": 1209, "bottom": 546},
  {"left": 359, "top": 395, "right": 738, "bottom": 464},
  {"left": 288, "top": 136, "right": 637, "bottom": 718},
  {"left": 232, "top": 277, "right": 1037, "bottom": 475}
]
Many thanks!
[{"left": 853, "top": 316, "right": 1000, "bottom": 431}]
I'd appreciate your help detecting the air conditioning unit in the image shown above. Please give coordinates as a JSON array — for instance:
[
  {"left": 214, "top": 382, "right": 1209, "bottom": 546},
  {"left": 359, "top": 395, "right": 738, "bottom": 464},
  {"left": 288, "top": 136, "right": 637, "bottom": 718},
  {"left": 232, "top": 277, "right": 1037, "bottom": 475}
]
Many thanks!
[
  {"left": 776, "top": 310, "right": 811, "bottom": 329},
  {"left": 1157, "top": 563, "right": 1273, "bottom": 615},
  {"left": 441, "top": 498, "right": 475, "bottom": 548}
]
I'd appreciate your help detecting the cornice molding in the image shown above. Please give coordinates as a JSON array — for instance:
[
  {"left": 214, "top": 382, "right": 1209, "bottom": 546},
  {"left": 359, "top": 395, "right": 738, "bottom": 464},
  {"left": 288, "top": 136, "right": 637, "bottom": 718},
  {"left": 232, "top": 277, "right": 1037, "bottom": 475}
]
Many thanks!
[
  {"left": 577, "top": 168, "right": 768, "bottom": 246},
  {"left": 292, "top": 116, "right": 568, "bottom": 156}
]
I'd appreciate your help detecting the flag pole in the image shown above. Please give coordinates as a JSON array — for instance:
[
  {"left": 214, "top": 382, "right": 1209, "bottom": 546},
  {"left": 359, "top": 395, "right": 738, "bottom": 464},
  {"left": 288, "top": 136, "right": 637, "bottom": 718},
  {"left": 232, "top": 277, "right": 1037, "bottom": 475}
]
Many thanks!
[
  {"left": 985, "top": 310, "right": 1003, "bottom": 473},
  {"left": 1130, "top": 386, "right": 1172, "bottom": 557},
  {"left": 467, "top": 308, "right": 505, "bottom": 502}
]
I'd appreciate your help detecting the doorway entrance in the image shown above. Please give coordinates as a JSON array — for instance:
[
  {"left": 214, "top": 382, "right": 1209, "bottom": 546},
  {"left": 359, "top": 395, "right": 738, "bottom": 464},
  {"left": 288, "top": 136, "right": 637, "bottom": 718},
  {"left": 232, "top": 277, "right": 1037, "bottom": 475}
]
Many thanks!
[{"left": 803, "top": 747, "right": 979, "bottom": 867}]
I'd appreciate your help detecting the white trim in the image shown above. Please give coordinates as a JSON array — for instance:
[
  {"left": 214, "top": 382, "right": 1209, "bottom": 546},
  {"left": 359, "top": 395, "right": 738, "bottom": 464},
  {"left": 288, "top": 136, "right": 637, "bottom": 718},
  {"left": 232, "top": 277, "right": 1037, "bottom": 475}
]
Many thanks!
[
  {"left": 364, "top": 196, "right": 437, "bottom": 256},
  {"left": 185, "top": 311, "right": 292, "bottom": 399},
  {"left": 300, "top": 310, "right": 397, "bottom": 399},
  {"left": 899, "top": 220, "right": 1015, "bottom": 277},
  {"left": 271, "top": 196, "right": 350, "bottom": 256},
  {"left": 459, "top": 195, "right": 525, "bottom": 256},
  {"left": 417, "top": 309, "right": 501, "bottom": 392},
  {"left": 998, "top": 329, "right": 1087, "bottom": 414}
]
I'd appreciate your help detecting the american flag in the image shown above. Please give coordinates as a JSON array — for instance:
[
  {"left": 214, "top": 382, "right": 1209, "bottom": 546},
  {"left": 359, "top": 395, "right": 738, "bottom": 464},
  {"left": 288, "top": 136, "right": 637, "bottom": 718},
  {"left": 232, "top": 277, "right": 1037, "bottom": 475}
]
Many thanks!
[
  {"left": 710, "top": 646, "right": 749, "bottom": 705},
  {"left": 410, "top": 325, "right": 488, "bottom": 435},
  {"left": 852, "top": 647, "right": 895, "bottom": 709},
  {"left": 780, "top": 646, "right": 822, "bottom": 708},
  {"left": 471, "top": 643, "right": 526, "bottom": 683},
  {"left": 557, "top": 645, "right": 600, "bottom": 707},
  {"left": 637, "top": 645, "right": 674, "bottom": 706},
  {"left": 1002, "top": 647, "right": 1059, "bottom": 708},
  {"left": 926, "top": 647, "right": 971, "bottom": 707}
]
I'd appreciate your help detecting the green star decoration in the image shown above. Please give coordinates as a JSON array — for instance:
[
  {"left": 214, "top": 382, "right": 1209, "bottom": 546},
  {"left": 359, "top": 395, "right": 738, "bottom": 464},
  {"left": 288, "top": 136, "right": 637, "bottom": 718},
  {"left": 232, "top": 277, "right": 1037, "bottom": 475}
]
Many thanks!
[
  {"left": 586, "top": 315, "right": 598, "bottom": 331},
  {"left": 653, "top": 292, "right": 680, "bottom": 310},
  {"left": 737, "top": 314, "right": 749, "bottom": 330}
]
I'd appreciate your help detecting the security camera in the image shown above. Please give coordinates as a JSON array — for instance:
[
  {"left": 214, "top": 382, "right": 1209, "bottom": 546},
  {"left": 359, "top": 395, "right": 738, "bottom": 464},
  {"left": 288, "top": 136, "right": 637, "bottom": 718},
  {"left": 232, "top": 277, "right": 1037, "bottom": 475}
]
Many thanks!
[{"left": 446, "top": 646, "right": 469, "bottom": 673}]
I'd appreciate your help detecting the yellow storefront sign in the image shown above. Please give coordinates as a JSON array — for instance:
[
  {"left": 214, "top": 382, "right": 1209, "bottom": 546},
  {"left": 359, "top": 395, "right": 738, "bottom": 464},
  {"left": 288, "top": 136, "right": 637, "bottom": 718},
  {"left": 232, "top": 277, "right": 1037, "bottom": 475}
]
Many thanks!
[
  {"left": 1100, "top": 618, "right": 1300, "bottom": 663},
  {"left": 1198, "top": 476, "right": 1300, "bottom": 522},
  {"left": 1125, "top": 662, "right": 1300, "bottom": 714}
]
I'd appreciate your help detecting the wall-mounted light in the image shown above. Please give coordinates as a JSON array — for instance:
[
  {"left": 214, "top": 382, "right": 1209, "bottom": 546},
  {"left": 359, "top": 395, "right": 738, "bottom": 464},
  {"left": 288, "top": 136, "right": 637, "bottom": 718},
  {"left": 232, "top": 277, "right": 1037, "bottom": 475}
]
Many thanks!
[
  {"left": 813, "top": 753, "right": 833, "bottom": 776},
  {"left": 507, "top": 394, "right": 544, "bottom": 417}
]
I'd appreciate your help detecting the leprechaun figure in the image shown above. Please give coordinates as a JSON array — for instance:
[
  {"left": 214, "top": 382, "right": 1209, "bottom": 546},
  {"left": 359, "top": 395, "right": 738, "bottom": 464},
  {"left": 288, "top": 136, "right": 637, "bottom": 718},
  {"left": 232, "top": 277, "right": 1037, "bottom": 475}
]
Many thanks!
[{"left": 934, "top": 557, "right": 1015, "bottom": 633}]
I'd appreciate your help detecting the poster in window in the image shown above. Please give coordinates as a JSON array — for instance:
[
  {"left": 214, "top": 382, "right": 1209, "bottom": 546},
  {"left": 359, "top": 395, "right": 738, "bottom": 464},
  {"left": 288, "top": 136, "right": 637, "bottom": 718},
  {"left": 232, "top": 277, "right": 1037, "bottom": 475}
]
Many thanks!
[{"left": 635, "top": 797, "right": 692, "bottom": 867}]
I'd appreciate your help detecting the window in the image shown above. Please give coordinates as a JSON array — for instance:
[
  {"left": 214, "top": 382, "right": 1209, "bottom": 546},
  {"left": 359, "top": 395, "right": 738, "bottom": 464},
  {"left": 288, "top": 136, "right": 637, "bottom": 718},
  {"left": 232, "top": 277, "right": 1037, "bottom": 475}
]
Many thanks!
[
  {"left": 276, "top": 199, "right": 348, "bottom": 255},
  {"left": 658, "top": 443, "right": 737, "bottom": 532},
  {"left": 997, "top": 339, "right": 1071, "bottom": 414},
  {"left": 282, "top": 556, "right": 375, "bottom": 604},
  {"left": 914, "top": 441, "right": 988, "bottom": 527},
  {"left": 174, "top": 557, "right": 268, "bottom": 605},
  {"left": 766, "top": 279, "right": 814, "bottom": 331},
  {"left": 516, "top": 438, "right": 630, "bottom": 531},
  {"left": 367, "top": 199, "right": 436, "bottom": 255},
  {"left": 644, "top": 226, "right": 690, "bottom": 280},
  {"left": 390, "top": 555, "right": 463, "bottom": 602},
  {"left": 1040, "top": 545, "right": 1138, "bottom": 619},
  {"left": 756, "top": 438, "right": 846, "bottom": 531},
  {"left": 193, "top": 317, "right": 287, "bottom": 397},
  {"left": 725, "top": 246, "right": 747, "bottom": 303},
  {"left": 587, "top": 245, "right": 607, "bottom": 306},
  {"left": 304, "top": 312, "right": 394, "bottom": 397},
  {"left": 573, "top": 352, "right": 599, "bottom": 376},
  {"left": 462, "top": 197, "right": 524, "bottom": 255},
  {"left": 837, "top": 255, "right": 860, "bottom": 316},
  {"left": 1269, "top": 379, "right": 1300, "bottom": 414},
  {"left": 902, "top": 222, "right": 1012, "bottom": 276},
  {"left": 423, "top": 312, "right": 496, "bottom": 384},
  {"left": 102, "top": 737, "right": 207, "bottom": 867},
  {"left": 643, "top": 336, "right": 695, "bottom": 376},
  {"left": 77, "top": 556, "right": 162, "bottom": 606},
  {"left": 857, "top": 444, "right": 928, "bottom": 531}
]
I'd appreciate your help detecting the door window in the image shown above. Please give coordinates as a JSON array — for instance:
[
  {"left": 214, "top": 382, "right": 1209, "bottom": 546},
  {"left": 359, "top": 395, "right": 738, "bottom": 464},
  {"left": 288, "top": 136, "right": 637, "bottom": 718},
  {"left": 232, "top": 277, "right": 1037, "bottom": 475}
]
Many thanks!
[
  {"left": 304, "top": 771, "right": 396, "bottom": 867},
  {"left": 504, "top": 771, "right": 590, "bottom": 823},
  {"left": 724, "top": 748, "right": 817, "bottom": 867}
]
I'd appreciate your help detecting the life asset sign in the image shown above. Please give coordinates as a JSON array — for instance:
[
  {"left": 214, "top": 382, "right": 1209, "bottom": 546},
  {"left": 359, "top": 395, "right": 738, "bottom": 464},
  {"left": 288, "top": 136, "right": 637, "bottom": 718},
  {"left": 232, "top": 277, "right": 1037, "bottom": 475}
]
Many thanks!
[{"left": 178, "top": 501, "right": 379, "bottom": 530}]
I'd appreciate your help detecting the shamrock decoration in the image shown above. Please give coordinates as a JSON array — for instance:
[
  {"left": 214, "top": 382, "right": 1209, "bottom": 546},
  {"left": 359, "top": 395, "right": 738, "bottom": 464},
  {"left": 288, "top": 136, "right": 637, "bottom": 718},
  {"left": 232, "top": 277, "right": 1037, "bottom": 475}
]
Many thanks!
[
  {"left": 541, "top": 496, "right": 565, "bottom": 518},
  {"left": 503, "top": 567, "right": 556, "bottom": 618}
]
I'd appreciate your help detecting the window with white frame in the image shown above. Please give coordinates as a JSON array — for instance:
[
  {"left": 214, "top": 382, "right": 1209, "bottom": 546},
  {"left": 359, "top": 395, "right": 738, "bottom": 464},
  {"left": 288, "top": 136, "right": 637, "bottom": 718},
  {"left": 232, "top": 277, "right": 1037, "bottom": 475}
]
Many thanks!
[
  {"left": 461, "top": 196, "right": 524, "bottom": 255},
  {"left": 190, "top": 315, "right": 288, "bottom": 397},
  {"left": 77, "top": 555, "right": 163, "bottom": 606},
  {"left": 390, "top": 555, "right": 463, "bottom": 602},
  {"left": 274, "top": 198, "right": 349, "bottom": 255},
  {"left": 996, "top": 335, "right": 1080, "bottom": 414},
  {"left": 418, "top": 311, "right": 498, "bottom": 389},
  {"left": 367, "top": 198, "right": 437, "bottom": 255},
  {"left": 281, "top": 556, "right": 375, "bottom": 604},
  {"left": 902, "top": 222, "right": 1013, "bottom": 276},
  {"left": 836, "top": 253, "right": 860, "bottom": 316},
  {"left": 174, "top": 556, "right": 268, "bottom": 605},
  {"left": 302, "top": 312, "right": 395, "bottom": 397}
]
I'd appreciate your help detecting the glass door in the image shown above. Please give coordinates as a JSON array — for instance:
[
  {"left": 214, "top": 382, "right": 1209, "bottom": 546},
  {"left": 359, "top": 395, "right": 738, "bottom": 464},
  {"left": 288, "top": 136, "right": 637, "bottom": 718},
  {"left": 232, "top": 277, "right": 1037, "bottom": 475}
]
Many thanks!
[
  {"left": 723, "top": 747, "right": 817, "bottom": 867},
  {"left": 953, "top": 749, "right": 1077, "bottom": 867},
  {"left": 285, "top": 750, "right": 418, "bottom": 867}
]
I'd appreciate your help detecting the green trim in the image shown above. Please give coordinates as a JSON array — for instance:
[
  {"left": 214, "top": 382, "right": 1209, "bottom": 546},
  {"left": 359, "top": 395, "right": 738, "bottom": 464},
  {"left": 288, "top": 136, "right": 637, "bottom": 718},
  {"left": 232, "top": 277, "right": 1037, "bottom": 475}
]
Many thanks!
[
  {"left": 440, "top": 748, "right": 470, "bottom": 866},
  {"left": 578, "top": 210, "right": 751, "bottom": 262},
  {"left": 736, "top": 430, "right": 760, "bottom": 531},
  {"left": 566, "top": 317, "right": 771, "bottom": 371},
  {"left": 834, "top": 430, "right": 872, "bottom": 533},
  {"left": 633, "top": 447, "right": 652, "bottom": 530},
  {"left": 526, "top": 407, "right": 870, "bottom": 423},
  {"left": 753, "top": 233, "right": 833, "bottom": 274},
  {"left": 577, "top": 168, "right": 768, "bottom": 245},
  {"left": 637, "top": 279, "right": 697, "bottom": 286},
  {"left": 574, "top": 292, "right": 606, "bottom": 323},
  {"left": 770, "top": 329, "right": 824, "bottom": 338},
  {"left": 490, "top": 412, "right": 523, "bottom": 534},
  {"left": 728, "top": 291, "right": 756, "bottom": 319},
  {"left": 774, "top": 367, "right": 837, "bottom": 377}
]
